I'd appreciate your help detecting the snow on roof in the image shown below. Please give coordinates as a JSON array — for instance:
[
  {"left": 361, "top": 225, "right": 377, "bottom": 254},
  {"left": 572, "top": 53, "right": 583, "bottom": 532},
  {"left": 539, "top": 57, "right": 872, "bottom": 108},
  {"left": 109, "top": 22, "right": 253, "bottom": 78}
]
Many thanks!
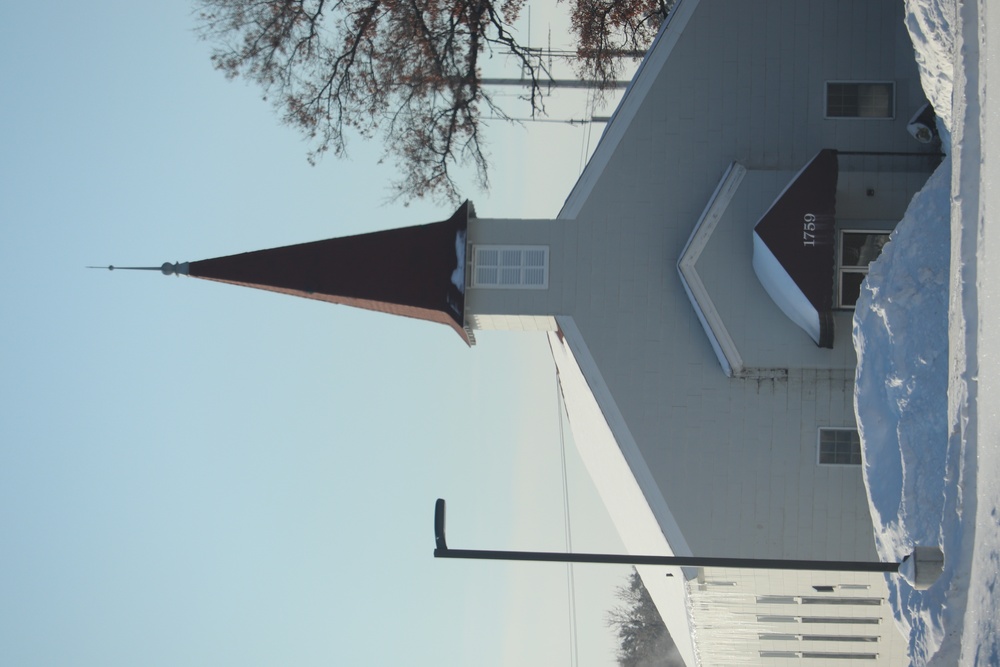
[
  {"left": 549, "top": 5, "right": 709, "bottom": 663},
  {"left": 547, "top": 320, "right": 698, "bottom": 667}
]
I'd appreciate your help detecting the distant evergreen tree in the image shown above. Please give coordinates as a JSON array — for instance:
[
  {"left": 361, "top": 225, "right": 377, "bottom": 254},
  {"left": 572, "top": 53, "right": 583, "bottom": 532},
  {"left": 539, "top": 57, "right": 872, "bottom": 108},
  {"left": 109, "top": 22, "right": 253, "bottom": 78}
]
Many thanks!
[{"left": 606, "top": 568, "right": 683, "bottom": 667}]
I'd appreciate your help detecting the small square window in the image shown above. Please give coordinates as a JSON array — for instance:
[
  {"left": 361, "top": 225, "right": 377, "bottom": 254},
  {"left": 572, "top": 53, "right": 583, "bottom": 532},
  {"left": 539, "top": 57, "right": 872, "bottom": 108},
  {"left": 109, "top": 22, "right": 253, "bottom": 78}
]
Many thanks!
[
  {"left": 818, "top": 428, "right": 862, "bottom": 465},
  {"left": 826, "top": 82, "right": 895, "bottom": 119}
]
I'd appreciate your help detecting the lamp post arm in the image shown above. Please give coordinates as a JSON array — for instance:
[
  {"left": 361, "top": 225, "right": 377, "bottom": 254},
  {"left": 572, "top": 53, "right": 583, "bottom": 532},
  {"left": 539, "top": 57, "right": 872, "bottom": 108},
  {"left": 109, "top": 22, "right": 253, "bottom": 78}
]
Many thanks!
[
  {"left": 434, "top": 546, "right": 900, "bottom": 573},
  {"left": 432, "top": 498, "right": 901, "bottom": 574}
]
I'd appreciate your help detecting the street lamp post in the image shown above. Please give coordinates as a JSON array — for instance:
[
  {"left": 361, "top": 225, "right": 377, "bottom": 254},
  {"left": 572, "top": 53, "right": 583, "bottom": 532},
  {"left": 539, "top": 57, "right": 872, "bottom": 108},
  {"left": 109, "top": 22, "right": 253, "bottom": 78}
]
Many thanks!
[{"left": 432, "top": 499, "right": 944, "bottom": 588}]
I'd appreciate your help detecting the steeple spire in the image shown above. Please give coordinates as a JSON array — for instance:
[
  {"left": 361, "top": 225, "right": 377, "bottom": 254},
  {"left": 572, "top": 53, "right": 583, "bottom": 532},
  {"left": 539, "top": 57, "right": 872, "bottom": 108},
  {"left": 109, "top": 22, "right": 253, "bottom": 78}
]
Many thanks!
[
  {"left": 88, "top": 263, "right": 189, "bottom": 275},
  {"left": 111, "top": 203, "right": 473, "bottom": 344}
]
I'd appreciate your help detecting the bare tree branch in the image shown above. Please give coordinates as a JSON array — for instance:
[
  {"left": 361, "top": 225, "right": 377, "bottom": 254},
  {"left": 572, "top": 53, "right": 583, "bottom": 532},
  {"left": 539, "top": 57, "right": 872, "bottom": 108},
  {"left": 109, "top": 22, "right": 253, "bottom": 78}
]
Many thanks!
[
  {"left": 197, "top": 0, "right": 664, "bottom": 202},
  {"left": 566, "top": 0, "right": 673, "bottom": 93}
]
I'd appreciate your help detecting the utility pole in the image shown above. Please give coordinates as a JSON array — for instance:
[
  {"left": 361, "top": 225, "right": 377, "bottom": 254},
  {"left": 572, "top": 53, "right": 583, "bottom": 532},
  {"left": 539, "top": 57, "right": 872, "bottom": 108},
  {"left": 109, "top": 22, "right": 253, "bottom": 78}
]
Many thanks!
[{"left": 481, "top": 77, "right": 630, "bottom": 90}]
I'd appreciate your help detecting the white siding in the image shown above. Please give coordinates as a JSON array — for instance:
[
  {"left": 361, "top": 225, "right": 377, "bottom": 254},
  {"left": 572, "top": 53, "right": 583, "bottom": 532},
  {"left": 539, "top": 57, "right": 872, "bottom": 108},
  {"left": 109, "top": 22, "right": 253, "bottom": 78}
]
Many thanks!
[
  {"left": 688, "top": 567, "right": 908, "bottom": 667},
  {"left": 466, "top": 4, "right": 936, "bottom": 663},
  {"left": 550, "top": 0, "right": 936, "bottom": 563}
]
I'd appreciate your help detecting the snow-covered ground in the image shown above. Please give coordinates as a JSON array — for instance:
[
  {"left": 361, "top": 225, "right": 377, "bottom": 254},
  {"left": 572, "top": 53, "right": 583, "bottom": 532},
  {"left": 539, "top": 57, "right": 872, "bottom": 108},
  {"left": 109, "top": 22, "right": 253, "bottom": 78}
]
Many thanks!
[{"left": 853, "top": 0, "right": 999, "bottom": 664}]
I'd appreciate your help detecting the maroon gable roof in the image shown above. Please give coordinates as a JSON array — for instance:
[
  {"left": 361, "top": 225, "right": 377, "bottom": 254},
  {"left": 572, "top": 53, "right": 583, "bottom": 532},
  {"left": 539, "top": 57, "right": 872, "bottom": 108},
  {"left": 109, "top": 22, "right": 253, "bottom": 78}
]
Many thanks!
[{"left": 752, "top": 150, "right": 838, "bottom": 347}]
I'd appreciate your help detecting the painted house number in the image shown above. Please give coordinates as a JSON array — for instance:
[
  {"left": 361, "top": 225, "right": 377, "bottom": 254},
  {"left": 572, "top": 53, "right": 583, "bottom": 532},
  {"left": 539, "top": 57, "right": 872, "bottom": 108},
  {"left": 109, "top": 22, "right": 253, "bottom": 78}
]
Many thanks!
[{"left": 803, "top": 213, "right": 818, "bottom": 246}]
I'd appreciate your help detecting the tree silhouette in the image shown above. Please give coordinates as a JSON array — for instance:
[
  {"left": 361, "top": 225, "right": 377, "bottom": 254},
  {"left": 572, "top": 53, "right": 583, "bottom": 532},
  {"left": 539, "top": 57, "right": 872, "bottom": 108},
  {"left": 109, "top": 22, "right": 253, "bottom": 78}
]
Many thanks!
[
  {"left": 568, "top": 0, "right": 672, "bottom": 89},
  {"left": 197, "top": 0, "right": 672, "bottom": 202},
  {"left": 606, "top": 568, "right": 684, "bottom": 667}
]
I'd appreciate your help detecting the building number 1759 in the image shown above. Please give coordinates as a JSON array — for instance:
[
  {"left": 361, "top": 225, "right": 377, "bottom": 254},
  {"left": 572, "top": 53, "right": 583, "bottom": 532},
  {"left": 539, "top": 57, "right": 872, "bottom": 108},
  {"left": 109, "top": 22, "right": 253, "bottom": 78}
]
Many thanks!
[{"left": 803, "top": 213, "right": 818, "bottom": 246}]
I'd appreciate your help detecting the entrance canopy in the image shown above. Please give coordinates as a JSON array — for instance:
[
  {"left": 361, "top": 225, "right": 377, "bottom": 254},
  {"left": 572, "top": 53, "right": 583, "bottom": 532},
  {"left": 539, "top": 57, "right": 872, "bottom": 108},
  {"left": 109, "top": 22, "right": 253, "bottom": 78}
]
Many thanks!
[{"left": 752, "top": 150, "right": 838, "bottom": 348}]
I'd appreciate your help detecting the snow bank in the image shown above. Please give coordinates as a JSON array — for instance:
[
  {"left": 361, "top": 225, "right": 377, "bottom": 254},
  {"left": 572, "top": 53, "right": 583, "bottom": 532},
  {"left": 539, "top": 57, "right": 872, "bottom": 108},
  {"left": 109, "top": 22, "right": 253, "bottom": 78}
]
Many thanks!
[
  {"left": 852, "top": 2, "right": 961, "bottom": 663},
  {"left": 903, "top": 0, "right": 956, "bottom": 132},
  {"left": 854, "top": 1, "right": 1000, "bottom": 664},
  {"left": 853, "top": 157, "right": 952, "bottom": 665}
]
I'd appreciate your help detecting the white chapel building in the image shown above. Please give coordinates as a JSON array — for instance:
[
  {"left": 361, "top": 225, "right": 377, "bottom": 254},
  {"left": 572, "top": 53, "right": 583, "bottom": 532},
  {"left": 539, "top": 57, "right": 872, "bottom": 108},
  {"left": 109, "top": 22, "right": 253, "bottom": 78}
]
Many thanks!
[{"left": 160, "top": 0, "right": 942, "bottom": 664}]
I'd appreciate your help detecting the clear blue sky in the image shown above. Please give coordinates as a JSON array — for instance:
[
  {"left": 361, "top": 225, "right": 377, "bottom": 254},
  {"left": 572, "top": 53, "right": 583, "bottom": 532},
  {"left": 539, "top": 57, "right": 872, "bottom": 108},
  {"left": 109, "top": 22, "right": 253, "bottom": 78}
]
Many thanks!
[{"left": 0, "top": 2, "right": 637, "bottom": 665}]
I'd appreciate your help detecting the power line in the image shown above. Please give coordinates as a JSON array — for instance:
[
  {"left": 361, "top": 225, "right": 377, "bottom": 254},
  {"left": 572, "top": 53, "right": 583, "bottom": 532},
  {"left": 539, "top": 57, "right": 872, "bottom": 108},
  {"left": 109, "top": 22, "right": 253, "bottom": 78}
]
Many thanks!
[
  {"left": 483, "top": 114, "right": 611, "bottom": 125},
  {"left": 482, "top": 77, "right": 629, "bottom": 90},
  {"left": 552, "top": 350, "right": 580, "bottom": 667}
]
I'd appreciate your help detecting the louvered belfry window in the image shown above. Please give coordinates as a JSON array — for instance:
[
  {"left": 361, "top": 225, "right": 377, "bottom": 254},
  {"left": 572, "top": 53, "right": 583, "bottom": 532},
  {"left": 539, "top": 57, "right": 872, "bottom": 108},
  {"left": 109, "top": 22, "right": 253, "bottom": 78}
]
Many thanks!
[{"left": 472, "top": 245, "right": 549, "bottom": 288}]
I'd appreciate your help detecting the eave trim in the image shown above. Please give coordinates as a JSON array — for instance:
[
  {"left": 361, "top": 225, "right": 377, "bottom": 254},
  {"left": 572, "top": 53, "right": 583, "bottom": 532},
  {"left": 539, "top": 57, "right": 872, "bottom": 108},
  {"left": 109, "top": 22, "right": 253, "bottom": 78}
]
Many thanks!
[
  {"left": 677, "top": 162, "right": 747, "bottom": 377},
  {"left": 558, "top": 0, "right": 701, "bottom": 220}
]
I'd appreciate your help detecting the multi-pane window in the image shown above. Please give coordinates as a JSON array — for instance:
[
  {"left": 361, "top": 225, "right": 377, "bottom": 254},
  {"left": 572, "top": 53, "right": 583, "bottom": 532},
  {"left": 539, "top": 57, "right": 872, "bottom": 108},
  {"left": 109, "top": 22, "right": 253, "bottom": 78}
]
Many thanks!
[
  {"left": 760, "top": 652, "right": 878, "bottom": 660},
  {"left": 802, "top": 596, "right": 880, "bottom": 605},
  {"left": 818, "top": 428, "right": 863, "bottom": 465},
  {"left": 826, "top": 82, "right": 895, "bottom": 118},
  {"left": 471, "top": 245, "right": 549, "bottom": 288},
  {"left": 838, "top": 231, "right": 890, "bottom": 308},
  {"left": 759, "top": 634, "right": 879, "bottom": 643}
]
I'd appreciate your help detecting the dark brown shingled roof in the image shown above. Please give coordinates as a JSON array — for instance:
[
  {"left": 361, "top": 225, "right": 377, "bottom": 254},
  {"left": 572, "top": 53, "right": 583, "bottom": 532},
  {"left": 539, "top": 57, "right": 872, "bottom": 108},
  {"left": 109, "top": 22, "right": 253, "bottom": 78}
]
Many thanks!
[{"left": 188, "top": 202, "right": 472, "bottom": 345}]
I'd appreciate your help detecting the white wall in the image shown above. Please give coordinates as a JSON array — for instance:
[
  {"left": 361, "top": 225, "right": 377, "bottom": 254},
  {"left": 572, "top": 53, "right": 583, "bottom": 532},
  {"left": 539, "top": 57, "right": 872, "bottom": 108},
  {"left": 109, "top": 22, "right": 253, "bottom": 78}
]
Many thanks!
[
  {"left": 465, "top": 0, "right": 938, "bottom": 564},
  {"left": 557, "top": 0, "right": 936, "bottom": 561},
  {"left": 688, "top": 566, "right": 909, "bottom": 666}
]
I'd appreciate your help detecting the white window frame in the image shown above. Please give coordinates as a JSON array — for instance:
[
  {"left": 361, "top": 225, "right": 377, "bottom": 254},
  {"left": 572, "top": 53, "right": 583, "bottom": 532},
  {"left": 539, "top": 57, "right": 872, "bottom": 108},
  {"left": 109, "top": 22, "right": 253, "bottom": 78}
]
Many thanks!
[
  {"left": 817, "top": 427, "right": 863, "bottom": 466},
  {"left": 801, "top": 597, "right": 881, "bottom": 606},
  {"left": 470, "top": 245, "right": 549, "bottom": 289},
  {"left": 824, "top": 81, "right": 896, "bottom": 120},
  {"left": 837, "top": 229, "right": 891, "bottom": 309}
]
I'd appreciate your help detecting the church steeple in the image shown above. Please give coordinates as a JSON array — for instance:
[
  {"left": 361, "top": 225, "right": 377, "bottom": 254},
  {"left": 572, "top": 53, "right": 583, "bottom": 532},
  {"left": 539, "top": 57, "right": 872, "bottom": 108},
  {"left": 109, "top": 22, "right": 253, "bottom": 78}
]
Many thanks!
[{"left": 169, "top": 202, "right": 472, "bottom": 344}]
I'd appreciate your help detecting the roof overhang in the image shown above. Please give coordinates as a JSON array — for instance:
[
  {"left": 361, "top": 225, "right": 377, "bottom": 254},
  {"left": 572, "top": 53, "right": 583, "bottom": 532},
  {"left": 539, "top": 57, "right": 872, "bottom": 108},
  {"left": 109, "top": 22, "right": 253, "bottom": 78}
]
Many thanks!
[
  {"left": 751, "top": 150, "right": 838, "bottom": 348},
  {"left": 677, "top": 162, "right": 748, "bottom": 376},
  {"left": 559, "top": 0, "right": 700, "bottom": 220},
  {"left": 548, "top": 318, "right": 697, "bottom": 667}
]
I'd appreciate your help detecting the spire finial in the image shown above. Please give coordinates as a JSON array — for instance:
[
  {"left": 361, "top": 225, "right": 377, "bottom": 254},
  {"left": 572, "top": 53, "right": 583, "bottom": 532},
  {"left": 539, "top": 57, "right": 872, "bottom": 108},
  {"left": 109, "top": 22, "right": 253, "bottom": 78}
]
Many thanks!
[{"left": 86, "top": 262, "right": 190, "bottom": 276}]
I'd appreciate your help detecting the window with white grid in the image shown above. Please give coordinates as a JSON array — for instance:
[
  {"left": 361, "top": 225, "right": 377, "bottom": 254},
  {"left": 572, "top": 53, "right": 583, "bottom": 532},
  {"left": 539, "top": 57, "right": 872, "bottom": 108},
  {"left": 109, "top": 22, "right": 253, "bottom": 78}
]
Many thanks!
[
  {"left": 838, "top": 230, "right": 891, "bottom": 308},
  {"left": 471, "top": 245, "right": 549, "bottom": 289}
]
